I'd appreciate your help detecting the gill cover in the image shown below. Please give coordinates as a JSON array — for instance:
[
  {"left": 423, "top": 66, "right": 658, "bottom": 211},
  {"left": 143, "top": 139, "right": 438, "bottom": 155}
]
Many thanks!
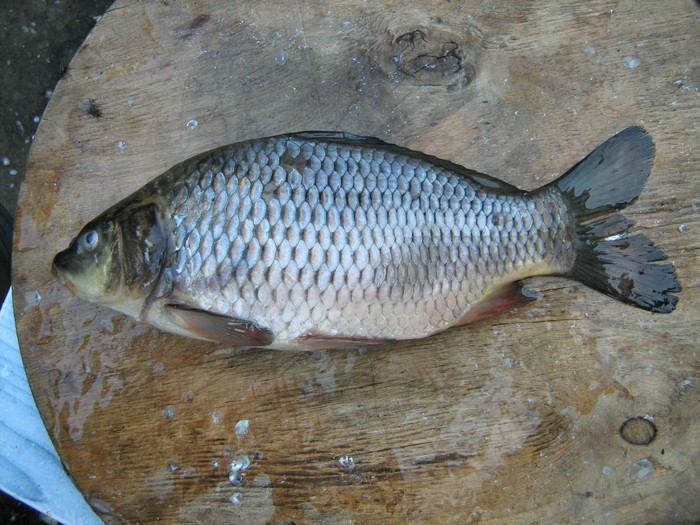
[{"left": 119, "top": 202, "right": 169, "bottom": 294}]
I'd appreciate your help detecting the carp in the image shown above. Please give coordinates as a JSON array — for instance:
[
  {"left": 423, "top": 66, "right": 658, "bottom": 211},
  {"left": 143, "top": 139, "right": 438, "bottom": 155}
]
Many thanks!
[{"left": 52, "top": 127, "right": 679, "bottom": 349}]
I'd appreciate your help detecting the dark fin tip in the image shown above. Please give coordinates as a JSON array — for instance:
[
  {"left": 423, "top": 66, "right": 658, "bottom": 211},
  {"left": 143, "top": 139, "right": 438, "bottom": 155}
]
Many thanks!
[
  {"left": 569, "top": 215, "right": 680, "bottom": 313},
  {"left": 550, "top": 127, "right": 655, "bottom": 221},
  {"left": 551, "top": 128, "right": 679, "bottom": 313}
]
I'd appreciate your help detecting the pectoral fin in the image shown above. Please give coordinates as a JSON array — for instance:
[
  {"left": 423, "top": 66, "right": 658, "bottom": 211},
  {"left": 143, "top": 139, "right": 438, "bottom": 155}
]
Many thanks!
[
  {"left": 165, "top": 302, "right": 273, "bottom": 346},
  {"left": 457, "top": 281, "right": 537, "bottom": 325}
]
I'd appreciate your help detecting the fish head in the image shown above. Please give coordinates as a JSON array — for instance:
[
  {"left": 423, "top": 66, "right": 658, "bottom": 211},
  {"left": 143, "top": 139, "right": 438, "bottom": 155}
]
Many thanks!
[
  {"left": 52, "top": 213, "right": 124, "bottom": 303},
  {"left": 52, "top": 200, "right": 169, "bottom": 315}
]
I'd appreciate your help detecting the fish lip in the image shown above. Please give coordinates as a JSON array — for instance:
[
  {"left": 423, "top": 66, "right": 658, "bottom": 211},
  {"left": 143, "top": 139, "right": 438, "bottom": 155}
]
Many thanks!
[
  {"left": 51, "top": 250, "right": 67, "bottom": 279},
  {"left": 50, "top": 259, "right": 60, "bottom": 279},
  {"left": 51, "top": 250, "right": 76, "bottom": 293}
]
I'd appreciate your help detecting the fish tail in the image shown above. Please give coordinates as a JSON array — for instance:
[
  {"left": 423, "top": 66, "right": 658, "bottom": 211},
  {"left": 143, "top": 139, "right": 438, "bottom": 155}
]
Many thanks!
[{"left": 550, "top": 126, "right": 680, "bottom": 312}]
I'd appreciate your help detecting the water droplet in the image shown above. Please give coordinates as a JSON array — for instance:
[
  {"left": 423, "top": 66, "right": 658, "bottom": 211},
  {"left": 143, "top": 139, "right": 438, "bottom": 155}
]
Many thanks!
[
  {"left": 115, "top": 140, "right": 127, "bottom": 149},
  {"left": 338, "top": 455, "right": 355, "bottom": 474},
  {"left": 631, "top": 459, "right": 654, "bottom": 480},
  {"left": 167, "top": 460, "right": 180, "bottom": 471},
  {"left": 32, "top": 116, "right": 40, "bottom": 123},
  {"left": 211, "top": 410, "right": 223, "bottom": 424},
  {"left": 678, "top": 224, "right": 687, "bottom": 232},
  {"left": 230, "top": 492, "right": 242, "bottom": 505},
  {"left": 212, "top": 459, "right": 220, "bottom": 469},
  {"left": 229, "top": 455, "right": 250, "bottom": 472},
  {"left": 623, "top": 56, "right": 641, "bottom": 69},
  {"left": 229, "top": 471, "right": 244, "bottom": 486},
  {"left": 163, "top": 405, "right": 175, "bottom": 419},
  {"left": 274, "top": 50, "right": 287, "bottom": 64},
  {"left": 182, "top": 391, "right": 195, "bottom": 403},
  {"left": 186, "top": 119, "right": 198, "bottom": 129},
  {"left": 602, "top": 466, "right": 613, "bottom": 476},
  {"left": 1, "top": 157, "right": 9, "bottom": 166},
  {"left": 24, "top": 290, "right": 41, "bottom": 307},
  {"left": 583, "top": 45, "right": 596, "bottom": 58},
  {"left": 99, "top": 319, "right": 114, "bottom": 333},
  {"left": 180, "top": 466, "right": 196, "bottom": 477},
  {"left": 228, "top": 455, "right": 250, "bottom": 486},
  {"left": 235, "top": 419, "right": 249, "bottom": 437}
]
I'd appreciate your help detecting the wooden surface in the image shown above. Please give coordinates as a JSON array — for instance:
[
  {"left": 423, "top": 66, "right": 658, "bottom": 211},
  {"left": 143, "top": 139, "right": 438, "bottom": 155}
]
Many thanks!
[{"left": 13, "top": 0, "right": 699, "bottom": 523}]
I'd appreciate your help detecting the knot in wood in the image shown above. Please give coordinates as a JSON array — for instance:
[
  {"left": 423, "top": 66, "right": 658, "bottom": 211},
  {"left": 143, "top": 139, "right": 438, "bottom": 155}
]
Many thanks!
[
  {"left": 620, "top": 416, "right": 657, "bottom": 445},
  {"left": 390, "top": 28, "right": 474, "bottom": 86},
  {"left": 370, "top": 15, "right": 482, "bottom": 89}
]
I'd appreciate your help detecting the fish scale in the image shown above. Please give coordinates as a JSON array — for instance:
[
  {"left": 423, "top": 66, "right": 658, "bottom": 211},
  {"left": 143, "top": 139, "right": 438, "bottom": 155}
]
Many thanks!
[
  {"left": 53, "top": 128, "right": 679, "bottom": 349},
  {"left": 162, "top": 135, "right": 571, "bottom": 344}
]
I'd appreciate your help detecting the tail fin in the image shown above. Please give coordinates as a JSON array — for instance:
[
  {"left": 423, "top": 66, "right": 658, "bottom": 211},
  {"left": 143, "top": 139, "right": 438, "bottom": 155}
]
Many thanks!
[{"left": 551, "top": 127, "right": 680, "bottom": 313}]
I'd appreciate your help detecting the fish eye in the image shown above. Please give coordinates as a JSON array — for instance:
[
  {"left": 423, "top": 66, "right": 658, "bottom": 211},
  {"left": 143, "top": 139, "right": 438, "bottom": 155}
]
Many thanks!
[{"left": 80, "top": 230, "right": 99, "bottom": 251}]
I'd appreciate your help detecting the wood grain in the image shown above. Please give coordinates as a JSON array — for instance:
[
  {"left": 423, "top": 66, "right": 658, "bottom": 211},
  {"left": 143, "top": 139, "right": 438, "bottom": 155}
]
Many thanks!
[{"left": 13, "top": 0, "right": 699, "bottom": 523}]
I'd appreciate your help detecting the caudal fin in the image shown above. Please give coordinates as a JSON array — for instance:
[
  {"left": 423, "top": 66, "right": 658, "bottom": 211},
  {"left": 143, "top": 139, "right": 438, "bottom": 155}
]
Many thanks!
[{"left": 551, "top": 127, "right": 680, "bottom": 312}]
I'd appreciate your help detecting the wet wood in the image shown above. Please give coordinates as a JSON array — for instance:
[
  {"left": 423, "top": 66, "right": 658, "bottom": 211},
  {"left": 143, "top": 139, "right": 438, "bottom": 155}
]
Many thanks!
[{"left": 13, "top": 0, "right": 699, "bottom": 523}]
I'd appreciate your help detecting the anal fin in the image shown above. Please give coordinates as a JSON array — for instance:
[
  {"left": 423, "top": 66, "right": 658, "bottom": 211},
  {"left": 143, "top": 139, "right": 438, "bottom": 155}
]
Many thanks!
[
  {"left": 457, "top": 281, "right": 536, "bottom": 325},
  {"left": 165, "top": 302, "right": 273, "bottom": 346}
]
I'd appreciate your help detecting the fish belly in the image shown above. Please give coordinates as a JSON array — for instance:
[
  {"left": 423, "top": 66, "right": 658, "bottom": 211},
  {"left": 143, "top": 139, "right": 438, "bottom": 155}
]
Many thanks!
[{"left": 165, "top": 136, "right": 574, "bottom": 346}]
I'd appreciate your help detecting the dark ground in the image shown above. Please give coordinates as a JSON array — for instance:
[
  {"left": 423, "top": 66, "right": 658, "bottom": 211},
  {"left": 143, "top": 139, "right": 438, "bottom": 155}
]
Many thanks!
[{"left": 1, "top": 0, "right": 114, "bottom": 522}]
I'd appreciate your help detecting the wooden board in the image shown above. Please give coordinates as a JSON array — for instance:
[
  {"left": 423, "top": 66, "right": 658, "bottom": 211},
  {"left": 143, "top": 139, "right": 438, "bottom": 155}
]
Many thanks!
[{"left": 13, "top": 0, "right": 699, "bottom": 522}]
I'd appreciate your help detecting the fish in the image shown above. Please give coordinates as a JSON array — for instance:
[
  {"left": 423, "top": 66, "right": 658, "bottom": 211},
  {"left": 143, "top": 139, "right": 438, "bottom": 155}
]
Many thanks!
[{"left": 52, "top": 127, "right": 679, "bottom": 350}]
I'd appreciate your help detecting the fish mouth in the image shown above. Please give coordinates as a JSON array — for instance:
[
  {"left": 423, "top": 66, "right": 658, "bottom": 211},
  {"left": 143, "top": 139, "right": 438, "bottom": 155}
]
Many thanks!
[
  {"left": 51, "top": 250, "right": 77, "bottom": 293},
  {"left": 51, "top": 250, "right": 67, "bottom": 279},
  {"left": 50, "top": 258, "right": 61, "bottom": 279}
]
